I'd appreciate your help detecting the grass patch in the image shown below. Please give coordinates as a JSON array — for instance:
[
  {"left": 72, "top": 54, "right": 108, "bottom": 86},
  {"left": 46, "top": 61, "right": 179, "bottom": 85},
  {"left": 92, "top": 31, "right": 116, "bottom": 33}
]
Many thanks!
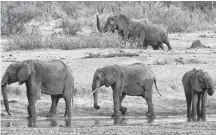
[{"left": 4, "top": 32, "right": 127, "bottom": 51}]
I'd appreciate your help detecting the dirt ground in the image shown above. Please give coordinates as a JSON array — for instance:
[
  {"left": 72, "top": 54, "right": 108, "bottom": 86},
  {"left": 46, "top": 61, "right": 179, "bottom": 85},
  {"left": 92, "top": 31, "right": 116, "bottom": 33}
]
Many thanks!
[{"left": 1, "top": 31, "right": 216, "bottom": 134}]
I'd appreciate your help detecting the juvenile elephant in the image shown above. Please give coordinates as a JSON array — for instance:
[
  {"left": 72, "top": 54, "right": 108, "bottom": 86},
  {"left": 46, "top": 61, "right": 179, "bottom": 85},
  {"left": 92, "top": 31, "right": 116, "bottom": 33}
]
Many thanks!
[
  {"left": 182, "top": 68, "right": 215, "bottom": 121},
  {"left": 91, "top": 63, "right": 162, "bottom": 117},
  {"left": 1, "top": 60, "right": 74, "bottom": 120},
  {"left": 96, "top": 14, "right": 172, "bottom": 50}
]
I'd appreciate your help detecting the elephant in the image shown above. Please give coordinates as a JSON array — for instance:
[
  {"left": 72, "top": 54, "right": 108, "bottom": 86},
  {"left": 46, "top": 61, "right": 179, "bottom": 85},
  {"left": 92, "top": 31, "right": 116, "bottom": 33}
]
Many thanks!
[
  {"left": 96, "top": 14, "right": 172, "bottom": 50},
  {"left": 182, "top": 68, "right": 215, "bottom": 121},
  {"left": 1, "top": 60, "right": 74, "bottom": 120},
  {"left": 91, "top": 63, "right": 162, "bottom": 117}
]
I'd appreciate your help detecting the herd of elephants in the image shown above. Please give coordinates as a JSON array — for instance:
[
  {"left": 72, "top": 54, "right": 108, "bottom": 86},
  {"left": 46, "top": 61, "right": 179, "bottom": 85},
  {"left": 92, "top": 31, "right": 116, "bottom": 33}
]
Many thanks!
[{"left": 1, "top": 14, "right": 215, "bottom": 123}]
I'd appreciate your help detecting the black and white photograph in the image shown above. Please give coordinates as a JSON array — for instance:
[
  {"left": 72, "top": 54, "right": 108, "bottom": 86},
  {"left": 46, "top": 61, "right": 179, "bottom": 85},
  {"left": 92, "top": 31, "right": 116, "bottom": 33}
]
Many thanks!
[{"left": 1, "top": 1, "right": 216, "bottom": 134}]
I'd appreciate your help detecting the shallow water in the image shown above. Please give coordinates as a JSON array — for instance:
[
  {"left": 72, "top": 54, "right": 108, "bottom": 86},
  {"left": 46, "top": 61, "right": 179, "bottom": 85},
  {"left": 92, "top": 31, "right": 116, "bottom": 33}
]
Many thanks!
[{"left": 2, "top": 115, "right": 216, "bottom": 128}]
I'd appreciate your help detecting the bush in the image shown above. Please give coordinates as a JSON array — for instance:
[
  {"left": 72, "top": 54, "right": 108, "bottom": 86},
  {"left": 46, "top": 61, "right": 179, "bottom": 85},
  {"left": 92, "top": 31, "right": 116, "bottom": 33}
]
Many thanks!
[
  {"left": 146, "top": 4, "right": 214, "bottom": 32},
  {"left": 5, "top": 32, "right": 126, "bottom": 51},
  {"left": 120, "top": 5, "right": 144, "bottom": 19},
  {"left": 1, "top": 2, "right": 41, "bottom": 35},
  {"left": 59, "top": 19, "right": 82, "bottom": 36},
  {"left": 46, "top": 33, "right": 124, "bottom": 50},
  {"left": 5, "top": 32, "right": 43, "bottom": 51}
]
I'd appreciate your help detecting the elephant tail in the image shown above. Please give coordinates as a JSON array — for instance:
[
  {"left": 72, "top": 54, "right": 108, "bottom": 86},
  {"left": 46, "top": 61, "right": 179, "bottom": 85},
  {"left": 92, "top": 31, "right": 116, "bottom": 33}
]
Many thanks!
[{"left": 154, "top": 78, "right": 163, "bottom": 97}]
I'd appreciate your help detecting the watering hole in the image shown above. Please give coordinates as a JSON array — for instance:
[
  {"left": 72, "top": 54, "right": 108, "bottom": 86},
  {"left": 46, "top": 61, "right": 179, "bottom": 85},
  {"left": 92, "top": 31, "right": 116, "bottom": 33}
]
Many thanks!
[{"left": 2, "top": 115, "right": 216, "bottom": 128}]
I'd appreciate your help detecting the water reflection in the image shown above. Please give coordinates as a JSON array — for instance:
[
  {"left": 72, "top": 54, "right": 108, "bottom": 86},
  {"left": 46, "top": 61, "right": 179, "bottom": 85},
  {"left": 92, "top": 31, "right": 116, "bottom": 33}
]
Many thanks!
[
  {"left": 112, "top": 117, "right": 127, "bottom": 124},
  {"left": 146, "top": 115, "right": 156, "bottom": 123},
  {"left": 187, "top": 117, "right": 207, "bottom": 122},
  {"left": 28, "top": 118, "right": 72, "bottom": 127},
  {"left": 2, "top": 115, "right": 216, "bottom": 128},
  {"left": 28, "top": 119, "right": 36, "bottom": 127}
]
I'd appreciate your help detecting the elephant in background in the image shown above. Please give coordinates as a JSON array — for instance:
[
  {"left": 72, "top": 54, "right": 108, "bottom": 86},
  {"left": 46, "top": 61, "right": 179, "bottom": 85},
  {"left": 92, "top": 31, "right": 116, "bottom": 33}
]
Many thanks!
[
  {"left": 91, "top": 63, "right": 162, "bottom": 117},
  {"left": 182, "top": 68, "right": 215, "bottom": 121},
  {"left": 1, "top": 60, "right": 74, "bottom": 120},
  {"left": 96, "top": 14, "right": 172, "bottom": 50}
]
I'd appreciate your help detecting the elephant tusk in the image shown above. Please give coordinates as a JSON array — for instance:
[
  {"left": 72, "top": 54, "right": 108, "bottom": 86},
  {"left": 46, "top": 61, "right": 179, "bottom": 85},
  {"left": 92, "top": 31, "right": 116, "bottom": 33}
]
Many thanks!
[{"left": 90, "top": 88, "right": 99, "bottom": 94}]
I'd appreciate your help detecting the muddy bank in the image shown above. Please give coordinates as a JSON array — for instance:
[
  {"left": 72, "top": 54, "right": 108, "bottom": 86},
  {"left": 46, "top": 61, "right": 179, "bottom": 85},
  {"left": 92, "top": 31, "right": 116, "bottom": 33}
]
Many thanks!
[{"left": 1, "top": 121, "right": 216, "bottom": 135}]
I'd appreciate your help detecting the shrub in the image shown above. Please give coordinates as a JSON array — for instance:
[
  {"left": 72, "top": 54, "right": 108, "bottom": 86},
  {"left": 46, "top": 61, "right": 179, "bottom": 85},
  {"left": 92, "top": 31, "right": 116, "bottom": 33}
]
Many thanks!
[
  {"left": 120, "top": 5, "right": 144, "bottom": 19},
  {"left": 60, "top": 19, "right": 82, "bottom": 36},
  {"left": 46, "top": 33, "right": 124, "bottom": 50},
  {"left": 5, "top": 32, "right": 43, "bottom": 51},
  {"left": 1, "top": 2, "right": 41, "bottom": 35},
  {"left": 61, "top": 2, "right": 80, "bottom": 19}
]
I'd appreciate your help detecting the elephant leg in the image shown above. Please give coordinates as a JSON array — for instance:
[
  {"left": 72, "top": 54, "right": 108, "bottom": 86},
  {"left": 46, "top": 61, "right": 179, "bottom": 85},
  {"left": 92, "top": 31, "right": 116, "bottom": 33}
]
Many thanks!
[
  {"left": 164, "top": 40, "right": 172, "bottom": 50},
  {"left": 201, "top": 91, "right": 207, "bottom": 120},
  {"left": 143, "top": 41, "right": 148, "bottom": 50},
  {"left": 197, "top": 93, "right": 201, "bottom": 119},
  {"left": 26, "top": 82, "right": 37, "bottom": 120},
  {"left": 120, "top": 93, "right": 127, "bottom": 115},
  {"left": 158, "top": 42, "right": 164, "bottom": 50},
  {"left": 27, "top": 93, "right": 37, "bottom": 120},
  {"left": 191, "top": 91, "right": 198, "bottom": 121},
  {"left": 185, "top": 90, "right": 192, "bottom": 121},
  {"left": 111, "top": 89, "right": 121, "bottom": 117},
  {"left": 63, "top": 94, "right": 72, "bottom": 119},
  {"left": 143, "top": 90, "right": 155, "bottom": 116},
  {"left": 47, "top": 95, "right": 59, "bottom": 117},
  {"left": 137, "top": 37, "right": 145, "bottom": 49}
]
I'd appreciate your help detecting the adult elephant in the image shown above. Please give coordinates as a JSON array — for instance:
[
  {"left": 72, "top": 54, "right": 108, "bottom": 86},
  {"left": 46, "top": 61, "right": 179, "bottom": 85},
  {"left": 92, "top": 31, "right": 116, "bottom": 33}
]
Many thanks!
[
  {"left": 96, "top": 14, "right": 172, "bottom": 50},
  {"left": 182, "top": 68, "right": 215, "bottom": 121},
  {"left": 91, "top": 63, "right": 162, "bottom": 117},
  {"left": 1, "top": 60, "right": 74, "bottom": 120}
]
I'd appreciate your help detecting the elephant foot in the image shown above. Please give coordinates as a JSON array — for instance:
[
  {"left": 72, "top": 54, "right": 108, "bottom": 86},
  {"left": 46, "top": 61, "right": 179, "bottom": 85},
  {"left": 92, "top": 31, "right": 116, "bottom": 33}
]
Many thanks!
[
  {"left": 187, "top": 117, "right": 192, "bottom": 122},
  {"left": 145, "top": 111, "right": 155, "bottom": 116},
  {"left": 201, "top": 117, "right": 206, "bottom": 121},
  {"left": 191, "top": 116, "right": 197, "bottom": 122},
  {"left": 200, "top": 115, "right": 206, "bottom": 121},
  {"left": 111, "top": 112, "right": 121, "bottom": 118},
  {"left": 120, "top": 107, "right": 127, "bottom": 115},
  {"left": 94, "top": 104, "right": 100, "bottom": 110}
]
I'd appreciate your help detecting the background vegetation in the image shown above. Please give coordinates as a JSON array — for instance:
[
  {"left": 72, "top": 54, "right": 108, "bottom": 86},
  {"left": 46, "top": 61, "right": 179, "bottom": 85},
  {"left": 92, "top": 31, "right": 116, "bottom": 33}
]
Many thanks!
[{"left": 1, "top": 1, "right": 216, "bottom": 51}]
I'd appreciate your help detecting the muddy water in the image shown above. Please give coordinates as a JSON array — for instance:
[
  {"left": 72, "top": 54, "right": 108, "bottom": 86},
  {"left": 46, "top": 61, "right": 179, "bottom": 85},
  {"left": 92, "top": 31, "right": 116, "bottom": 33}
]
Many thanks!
[{"left": 1, "top": 115, "right": 216, "bottom": 128}]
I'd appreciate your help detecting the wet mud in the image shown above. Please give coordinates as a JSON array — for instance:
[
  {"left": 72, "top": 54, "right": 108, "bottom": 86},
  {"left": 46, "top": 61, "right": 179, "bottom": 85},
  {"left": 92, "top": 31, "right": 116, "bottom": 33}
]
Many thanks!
[{"left": 2, "top": 115, "right": 216, "bottom": 128}]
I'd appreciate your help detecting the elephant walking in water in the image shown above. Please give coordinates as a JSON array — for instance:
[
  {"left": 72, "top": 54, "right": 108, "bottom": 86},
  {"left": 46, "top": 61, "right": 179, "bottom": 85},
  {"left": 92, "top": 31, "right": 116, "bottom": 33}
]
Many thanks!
[
  {"left": 1, "top": 60, "right": 74, "bottom": 120},
  {"left": 91, "top": 63, "right": 162, "bottom": 117},
  {"left": 96, "top": 14, "right": 172, "bottom": 50},
  {"left": 182, "top": 68, "right": 215, "bottom": 121}
]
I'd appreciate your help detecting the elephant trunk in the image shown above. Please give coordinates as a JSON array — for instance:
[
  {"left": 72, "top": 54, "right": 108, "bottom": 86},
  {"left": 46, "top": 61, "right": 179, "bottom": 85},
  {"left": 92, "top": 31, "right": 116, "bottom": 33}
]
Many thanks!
[
  {"left": 96, "top": 15, "right": 103, "bottom": 33},
  {"left": 1, "top": 74, "right": 11, "bottom": 116},
  {"left": 92, "top": 79, "right": 100, "bottom": 110},
  {"left": 207, "top": 80, "right": 215, "bottom": 96}
]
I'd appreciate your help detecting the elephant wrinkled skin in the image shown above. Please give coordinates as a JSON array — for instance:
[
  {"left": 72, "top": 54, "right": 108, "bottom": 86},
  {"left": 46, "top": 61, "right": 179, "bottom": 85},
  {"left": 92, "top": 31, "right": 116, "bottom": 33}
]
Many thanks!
[
  {"left": 182, "top": 68, "right": 215, "bottom": 121},
  {"left": 96, "top": 14, "right": 172, "bottom": 50},
  {"left": 1, "top": 60, "right": 74, "bottom": 120},
  {"left": 92, "top": 63, "right": 162, "bottom": 117}
]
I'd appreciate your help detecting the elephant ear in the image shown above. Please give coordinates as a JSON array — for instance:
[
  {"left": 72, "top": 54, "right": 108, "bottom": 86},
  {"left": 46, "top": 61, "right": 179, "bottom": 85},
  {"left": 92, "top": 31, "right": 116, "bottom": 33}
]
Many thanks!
[
  {"left": 17, "top": 63, "right": 31, "bottom": 85},
  {"left": 116, "top": 15, "right": 130, "bottom": 31},
  {"left": 191, "top": 75, "right": 202, "bottom": 92}
]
